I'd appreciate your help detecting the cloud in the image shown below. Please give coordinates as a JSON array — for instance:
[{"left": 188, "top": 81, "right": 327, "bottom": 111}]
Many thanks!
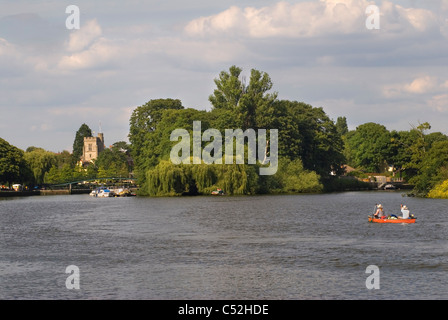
[
  {"left": 429, "top": 94, "right": 448, "bottom": 113},
  {"left": 66, "top": 19, "right": 103, "bottom": 52},
  {"left": 185, "top": 0, "right": 366, "bottom": 38},
  {"left": 383, "top": 76, "right": 447, "bottom": 97},
  {"left": 2, "top": 1, "right": 448, "bottom": 152},
  {"left": 58, "top": 38, "right": 120, "bottom": 71},
  {"left": 0, "top": 38, "right": 14, "bottom": 56},
  {"left": 405, "top": 76, "right": 439, "bottom": 94},
  {"left": 184, "top": 0, "right": 444, "bottom": 39}
]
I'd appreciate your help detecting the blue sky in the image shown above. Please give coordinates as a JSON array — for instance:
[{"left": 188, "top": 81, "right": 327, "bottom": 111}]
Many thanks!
[{"left": 1, "top": 0, "right": 448, "bottom": 152}]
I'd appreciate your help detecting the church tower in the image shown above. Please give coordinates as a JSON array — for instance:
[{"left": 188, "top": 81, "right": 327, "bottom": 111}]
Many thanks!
[{"left": 81, "top": 131, "right": 105, "bottom": 163}]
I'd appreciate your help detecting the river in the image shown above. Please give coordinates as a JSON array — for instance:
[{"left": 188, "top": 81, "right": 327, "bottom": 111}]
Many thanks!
[{"left": 0, "top": 191, "right": 447, "bottom": 300}]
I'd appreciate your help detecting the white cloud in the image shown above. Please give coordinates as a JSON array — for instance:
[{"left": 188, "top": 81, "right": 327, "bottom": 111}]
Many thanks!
[
  {"left": 58, "top": 38, "right": 120, "bottom": 71},
  {"left": 383, "top": 76, "right": 446, "bottom": 97},
  {"left": 2, "top": 1, "right": 448, "bottom": 151},
  {"left": 66, "top": 19, "right": 103, "bottom": 52},
  {"left": 185, "top": 0, "right": 367, "bottom": 38},
  {"left": 429, "top": 94, "right": 448, "bottom": 113},
  {"left": 404, "top": 76, "right": 439, "bottom": 94},
  {"left": 0, "top": 38, "right": 14, "bottom": 56},
  {"left": 184, "top": 0, "right": 444, "bottom": 39}
]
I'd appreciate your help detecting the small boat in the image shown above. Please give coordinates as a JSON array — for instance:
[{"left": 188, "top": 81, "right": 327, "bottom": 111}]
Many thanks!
[
  {"left": 110, "top": 187, "right": 131, "bottom": 197},
  {"left": 90, "top": 187, "right": 115, "bottom": 198},
  {"left": 90, "top": 187, "right": 106, "bottom": 197},
  {"left": 96, "top": 189, "right": 115, "bottom": 198},
  {"left": 368, "top": 216, "right": 416, "bottom": 224},
  {"left": 384, "top": 184, "right": 396, "bottom": 190},
  {"left": 211, "top": 188, "right": 225, "bottom": 195}
]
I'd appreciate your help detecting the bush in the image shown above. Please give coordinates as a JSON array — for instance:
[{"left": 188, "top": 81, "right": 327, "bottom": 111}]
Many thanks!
[{"left": 427, "top": 179, "right": 448, "bottom": 199}]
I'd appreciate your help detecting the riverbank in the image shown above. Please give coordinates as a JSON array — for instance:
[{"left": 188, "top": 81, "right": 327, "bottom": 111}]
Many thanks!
[
  {"left": 0, "top": 187, "right": 139, "bottom": 198},
  {"left": 0, "top": 189, "right": 91, "bottom": 197}
]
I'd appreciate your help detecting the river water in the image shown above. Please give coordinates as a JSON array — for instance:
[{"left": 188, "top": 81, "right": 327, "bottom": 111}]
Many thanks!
[{"left": 0, "top": 191, "right": 447, "bottom": 300}]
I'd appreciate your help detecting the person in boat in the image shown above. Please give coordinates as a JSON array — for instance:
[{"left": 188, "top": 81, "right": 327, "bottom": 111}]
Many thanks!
[
  {"left": 400, "top": 204, "right": 410, "bottom": 219},
  {"left": 373, "top": 204, "right": 385, "bottom": 219}
]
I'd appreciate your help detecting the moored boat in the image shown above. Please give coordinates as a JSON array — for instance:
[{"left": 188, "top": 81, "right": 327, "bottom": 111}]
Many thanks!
[
  {"left": 211, "top": 188, "right": 224, "bottom": 195},
  {"left": 96, "top": 189, "right": 115, "bottom": 197},
  {"left": 368, "top": 216, "right": 416, "bottom": 224},
  {"left": 90, "top": 187, "right": 115, "bottom": 197}
]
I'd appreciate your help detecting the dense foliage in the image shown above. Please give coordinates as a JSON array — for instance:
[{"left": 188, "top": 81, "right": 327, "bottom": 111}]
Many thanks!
[
  {"left": 343, "top": 121, "right": 448, "bottom": 197},
  {"left": 129, "top": 66, "right": 344, "bottom": 196},
  {"left": 0, "top": 138, "right": 30, "bottom": 186},
  {"left": 3, "top": 66, "right": 448, "bottom": 198}
]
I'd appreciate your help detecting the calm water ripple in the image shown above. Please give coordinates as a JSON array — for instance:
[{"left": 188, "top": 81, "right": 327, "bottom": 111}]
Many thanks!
[{"left": 0, "top": 191, "right": 447, "bottom": 299}]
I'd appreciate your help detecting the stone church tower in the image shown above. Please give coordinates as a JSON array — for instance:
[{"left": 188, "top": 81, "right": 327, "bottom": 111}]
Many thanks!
[{"left": 81, "top": 132, "right": 105, "bottom": 163}]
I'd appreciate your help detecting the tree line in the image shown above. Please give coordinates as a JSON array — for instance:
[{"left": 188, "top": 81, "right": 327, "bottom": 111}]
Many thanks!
[
  {"left": 2, "top": 65, "right": 448, "bottom": 198},
  {"left": 0, "top": 124, "right": 132, "bottom": 189},
  {"left": 129, "top": 66, "right": 353, "bottom": 196},
  {"left": 343, "top": 121, "right": 448, "bottom": 197}
]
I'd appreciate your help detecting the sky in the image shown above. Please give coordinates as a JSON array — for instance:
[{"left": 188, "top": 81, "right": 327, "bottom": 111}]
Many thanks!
[{"left": 1, "top": 0, "right": 448, "bottom": 152}]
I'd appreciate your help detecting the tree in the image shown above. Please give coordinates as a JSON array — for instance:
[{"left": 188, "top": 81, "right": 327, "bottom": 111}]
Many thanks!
[
  {"left": 209, "top": 65, "right": 244, "bottom": 112},
  {"left": 44, "top": 165, "right": 60, "bottom": 184},
  {"left": 390, "top": 122, "right": 435, "bottom": 180},
  {"left": 72, "top": 123, "right": 92, "bottom": 164},
  {"left": 336, "top": 116, "right": 349, "bottom": 136},
  {"left": 127, "top": 66, "right": 352, "bottom": 196},
  {"left": 345, "top": 123, "right": 395, "bottom": 172},
  {"left": 24, "top": 148, "right": 57, "bottom": 185},
  {"left": 275, "top": 158, "right": 323, "bottom": 193},
  {"left": 271, "top": 101, "right": 345, "bottom": 176},
  {"left": 410, "top": 140, "right": 448, "bottom": 195},
  {"left": 95, "top": 146, "right": 130, "bottom": 178},
  {"left": 56, "top": 150, "right": 73, "bottom": 168},
  {"left": 129, "top": 98, "right": 184, "bottom": 182},
  {"left": 209, "top": 65, "right": 277, "bottom": 130},
  {"left": 0, "top": 138, "right": 31, "bottom": 186}
]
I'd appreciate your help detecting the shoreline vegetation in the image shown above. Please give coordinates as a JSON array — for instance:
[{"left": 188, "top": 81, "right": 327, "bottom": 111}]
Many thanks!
[{"left": 2, "top": 66, "right": 448, "bottom": 199}]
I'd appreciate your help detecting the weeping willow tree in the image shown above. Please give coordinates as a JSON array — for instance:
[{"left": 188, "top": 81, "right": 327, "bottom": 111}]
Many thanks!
[
  {"left": 205, "top": 162, "right": 258, "bottom": 195},
  {"left": 143, "top": 155, "right": 323, "bottom": 196},
  {"left": 144, "top": 158, "right": 259, "bottom": 196},
  {"left": 146, "top": 161, "right": 189, "bottom": 196}
]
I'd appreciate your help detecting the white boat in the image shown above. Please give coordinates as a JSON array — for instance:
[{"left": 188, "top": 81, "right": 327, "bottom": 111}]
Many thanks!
[
  {"left": 96, "top": 189, "right": 115, "bottom": 197},
  {"left": 90, "top": 187, "right": 115, "bottom": 197}
]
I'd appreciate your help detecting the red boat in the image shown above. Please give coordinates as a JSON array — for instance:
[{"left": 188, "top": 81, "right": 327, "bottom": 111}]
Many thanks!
[{"left": 368, "top": 216, "right": 416, "bottom": 224}]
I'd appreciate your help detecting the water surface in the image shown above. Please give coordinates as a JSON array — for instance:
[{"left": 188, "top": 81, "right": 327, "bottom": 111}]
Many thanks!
[{"left": 1, "top": 191, "right": 447, "bottom": 299}]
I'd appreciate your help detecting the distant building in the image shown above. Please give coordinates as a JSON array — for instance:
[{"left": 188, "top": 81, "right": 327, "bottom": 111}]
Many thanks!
[{"left": 81, "top": 132, "right": 105, "bottom": 164}]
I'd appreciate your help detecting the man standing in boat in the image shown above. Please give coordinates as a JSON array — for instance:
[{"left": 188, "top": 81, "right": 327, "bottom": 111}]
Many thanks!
[{"left": 400, "top": 204, "right": 410, "bottom": 219}]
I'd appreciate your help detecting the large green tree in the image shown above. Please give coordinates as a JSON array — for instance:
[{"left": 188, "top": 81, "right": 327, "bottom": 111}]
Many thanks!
[
  {"left": 129, "top": 98, "right": 184, "bottom": 182},
  {"left": 409, "top": 140, "right": 448, "bottom": 195},
  {"left": 0, "top": 138, "right": 31, "bottom": 186},
  {"left": 284, "top": 101, "right": 345, "bottom": 176},
  {"left": 24, "top": 148, "right": 57, "bottom": 185},
  {"left": 72, "top": 123, "right": 92, "bottom": 163},
  {"left": 209, "top": 65, "right": 277, "bottom": 130},
  {"left": 128, "top": 66, "right": 347, "bottom": 196},
  {"left": 335, "top": 116, "right": 349, "bottom": 136},
  {"left": 345, "top": 122, "right": 395, "bottom": 172},
  {"left": 95, "top": 142, "right": 131, "bottom": 178}
]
